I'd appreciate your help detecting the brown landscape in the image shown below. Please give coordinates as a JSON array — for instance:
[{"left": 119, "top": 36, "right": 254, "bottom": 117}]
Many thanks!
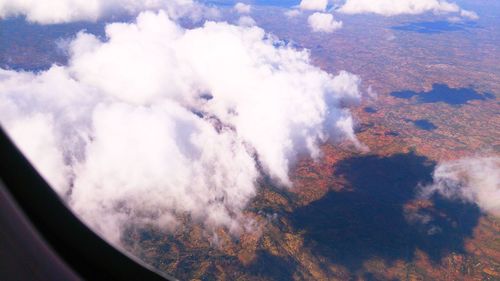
[
  {"left": 120, "top": 6, "right": 500, "bottom": 280},
  {"left": 1, "top": 3, "right": 499, "bottom": 280}
]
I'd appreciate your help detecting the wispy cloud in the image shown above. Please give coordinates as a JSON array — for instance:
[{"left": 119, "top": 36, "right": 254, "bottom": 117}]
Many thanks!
[{"left": 419, "top": 157, "right": 500, "bottom": 217}]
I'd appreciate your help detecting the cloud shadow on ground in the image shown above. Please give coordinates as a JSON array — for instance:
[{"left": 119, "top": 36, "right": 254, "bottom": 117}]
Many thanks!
[
  {"left": 391, "top": 83, "right": 495, "bottom": 106},
  {"left": 391, "top": 21, "right": 479, "bottom": 34},
  {"left": 289, "top": 152, "right": 480, "bottom": 270}
]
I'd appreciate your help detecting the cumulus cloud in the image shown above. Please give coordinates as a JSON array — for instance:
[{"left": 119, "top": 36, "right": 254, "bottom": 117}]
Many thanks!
[
  {"left": 237, "top": 15, "right": 256, "bottom": 26},
  {"left": 338, "top": 0, "right": 478, "bottom": 19},
  {"left": 419, "top": 157, "right": 500, "bottom": 217},
  {"left": 234, "top": 2, "right": 251, "bottom": 14},
  {"left": 307, "top": 12, "right": 343, "bottom": 33},
  {"left": 0, "top": 0, "right": 218, "bottom": 24},
  {"left": 300, "top": 0, "right": 328, "bottom": 11},
  {"left": 5, "top": 113, "right": 71, "bottom": 195},
  {"left": 0, "top": 11, "right": 362, "bottom": 244}
]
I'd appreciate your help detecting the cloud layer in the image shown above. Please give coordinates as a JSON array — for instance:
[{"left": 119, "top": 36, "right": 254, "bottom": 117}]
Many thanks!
[
  {"left": 300, "top": 0, "right": 328, "bottom": 11},
  {"left": 0, "top": 11, "right": 362, "bottom": 244},
  {"left": 419, "top": 157, "right": 500, "bottom": 217},
  {"left": 338, "top": 0, "right": 477, "bottom": 19},
  {"left": 0, "top": 0, "right": 216, "bottom": 24}
]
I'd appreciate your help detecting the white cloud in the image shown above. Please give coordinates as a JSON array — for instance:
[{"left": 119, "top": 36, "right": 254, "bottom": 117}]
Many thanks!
[
  {"left": 0, "top": 11, "right": 362, "bottom": 244},
  {"left": 419, "top": 157, "right": 500, "bottom": 217},
  {"left": 0, "top": 0, "right": 217, "bottom": 24},
  {"left": 284, "top": 9, "right": 301, "bottom": 18},
  {"left": 0, "top": 66, "right": 99, "bottom": 194},
  {"left": 237, "top": 15, "right": 256, "bottom": 26},
  {"left": 234, "top": 2, "right": 251, "bottom": 14},
  {"left": 6, "top": 113, "right": 70, "bottom": 195},
  {"left": 338, "top": 0, "right": 477, "bottom": 19},
  {"left": 307, "top": 12, "right": 343, "bottom": 33},
  {"left": 70, "top": 101, "right": 260, "bottom": 242},
  {"left": 300, "top": 0, "right": 328, "bottom": 11},
  {"left": 448, "top": 9, "right": 479, "bottom": 22},
  {"left": 460, "top": 9, "right": 479, "bottom": 20}
]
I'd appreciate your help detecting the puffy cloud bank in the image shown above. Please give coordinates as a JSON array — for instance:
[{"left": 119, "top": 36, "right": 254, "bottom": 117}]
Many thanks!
[
  {"left": 234, "top": 2, "right": 251, "bottom": 14},
  {"left": 419, "top": 157, "right": 500, "bottom": 217},
  {"left": 338, "top": 0, "right": 478, "bottom": 19},
  {"left": 300, "top": 0, "right": 328, "bottom": 11},
  {"left": 308, "top": 12, "right": 343, "bottom": 33},
  {"left": 0, "top": 0, "right": 216, "bottom": 24},
  {"left": 0, "top": 11, "right": 363, "bottom": 244}
]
